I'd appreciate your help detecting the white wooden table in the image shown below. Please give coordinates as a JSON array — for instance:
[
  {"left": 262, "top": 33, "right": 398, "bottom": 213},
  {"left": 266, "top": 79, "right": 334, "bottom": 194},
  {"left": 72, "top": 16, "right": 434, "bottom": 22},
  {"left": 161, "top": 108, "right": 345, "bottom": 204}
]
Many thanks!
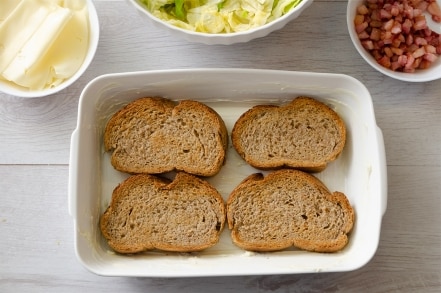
[{"left": 1, "top": 0, "right": 440, "bottom": 292}]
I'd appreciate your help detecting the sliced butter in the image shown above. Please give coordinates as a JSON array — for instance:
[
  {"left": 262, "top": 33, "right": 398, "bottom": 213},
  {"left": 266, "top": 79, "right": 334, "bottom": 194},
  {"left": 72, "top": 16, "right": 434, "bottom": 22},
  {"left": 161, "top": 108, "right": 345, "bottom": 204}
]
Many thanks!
[
  {"left": 47, "top": 4, "right": 89, "bottom": 81},
  {"left": 0, "top": 0, "right": 90, "bottom": 91},
  {"left": 0, "top": 0, "right": 51, "bottom": 72},
  {"left": 0, "top": 0, "right": 21, "bottom": 22},
  {"left": 2, "top": 6, "right": 73, "bottom": 88}
]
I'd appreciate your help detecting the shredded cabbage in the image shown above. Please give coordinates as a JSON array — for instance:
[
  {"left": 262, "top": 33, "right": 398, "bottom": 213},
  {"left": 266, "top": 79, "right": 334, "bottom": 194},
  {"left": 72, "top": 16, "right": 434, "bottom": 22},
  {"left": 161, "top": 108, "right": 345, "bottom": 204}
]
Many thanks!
[{"left": 140, "top": 0, "right": 303, "bottom": 33}]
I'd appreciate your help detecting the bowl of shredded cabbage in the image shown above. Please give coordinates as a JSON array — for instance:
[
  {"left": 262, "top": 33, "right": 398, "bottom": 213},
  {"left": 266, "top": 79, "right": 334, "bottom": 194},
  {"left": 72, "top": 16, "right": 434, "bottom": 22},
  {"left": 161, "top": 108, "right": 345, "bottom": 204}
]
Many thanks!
[{"left": 127, "top": 0, "right": 313, "bottom": 44}]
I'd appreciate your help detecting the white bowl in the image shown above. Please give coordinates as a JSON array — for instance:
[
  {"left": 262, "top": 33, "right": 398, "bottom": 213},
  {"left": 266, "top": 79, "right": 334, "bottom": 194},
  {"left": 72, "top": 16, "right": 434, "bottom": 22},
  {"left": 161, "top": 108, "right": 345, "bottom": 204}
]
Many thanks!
[
  {"left": 69, "top": 68, "right": 387, "bottom": 277},
  {"left": 0, "top": 0, "right": 100, "bottom": 98},
  {"left": 347, "top": 0, "right": 441, "bottom": 82},
  {"left": 126, "top": 0, "right": 314, "bottom": 45}
]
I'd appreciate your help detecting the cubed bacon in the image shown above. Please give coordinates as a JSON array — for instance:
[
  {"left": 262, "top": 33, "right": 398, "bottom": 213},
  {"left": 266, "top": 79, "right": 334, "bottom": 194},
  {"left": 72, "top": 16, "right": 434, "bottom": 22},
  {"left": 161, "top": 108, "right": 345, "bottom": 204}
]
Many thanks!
[
  {"left": 380, "top": 8, "right": 393, "bottom": 19},
  {"left": 412, "top": 56, "right": 422, "bottom": 68},
  {"left": 384, "top": 46, "right": 394, "bottom": 57},
  {"left": 383, "top": 18, "right": 395, "bottom": 30},
  {"left": 428, "top": 2, "right": 441, "bottom": 18},
  {"left": 425, "top": 44, "right": 437, "bottom": 53},
  {"left": 398, "top": 54, "right": 408, "bottom": 66},
  {"left": 415, "top": 36, "right": 428, "bottom": 45},
  {"left": 354, "top": 0, "right": 440, "bottom": 72},
  {"left": 404, "top": 6, "right": 414, "bottom": 19},
  {"left": 413, "top": 15, "right": 427, "bottom": 30},
  {"left": 419, "top": 59, "right": 432, "bottom": 69},
  {"left": 391, "top": 47, "right": 404, "bottom": 55},
  {"left": 391, "top": 61, "right": 401, "bottom": 71},
  {"left": 359, "top": 31, "right": 370, "bottom": 39},
  {"left": 362, "top": 40, "right": 375, "bottom": 50},
  {"left": 370, "top": 27, "right": 382, "bottom": 41},
  {"left": 408, "top": 43, "right": 419, "bottom": 52},
  {"left": 413, "top": 8, "right": 423, "bottom": 17},
  {"left": 370, "top": 20, "right": 383, "bottom": 27},
  {"left": 405, "top": 53, "right": 416, "bottom": 69},
  {"left": 412, "top": 46, "right": 426, "bottom": 57},
  {"left": 406, "top": 33, "right": 414, "bottom": 45},
  {"left": 356, "top": 21, "right": 369, "bottom": 33},
  {"left": 402, "top": 18, "right": 413, "bottom": 33},
  {"left": 354, "top": 14, "right": 365, "bottom": 25},
  {"left": 391, "top": 21, "right": 402, "bottom": 34},
  {"left": 378, "top": 55, "right": 392, "bottom": 68},
  {"left": 391, "top": 5, "right": 400, "bottom": 16},
  {"left": 423, "top": 52, "right": 438, "bottom": 62},
  {"left": 358, "top": 4, "right": 370, "bottom": 15},
  {"left": 415, "top": 1, "right": 429, "bottom": 12}
]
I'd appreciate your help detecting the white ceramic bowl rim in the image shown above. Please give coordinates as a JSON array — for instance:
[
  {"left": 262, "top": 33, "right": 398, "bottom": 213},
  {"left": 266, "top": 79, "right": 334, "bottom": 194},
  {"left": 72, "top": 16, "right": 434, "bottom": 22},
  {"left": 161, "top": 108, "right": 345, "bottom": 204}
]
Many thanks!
[
  {"left": 127, "top": 0, "right": 314, "bottom": 44},
  {"left": 0, "top": 0, "right": 100, "bottom": 98},
  {"left": 130, "top": 0, "right": 310, "bottom": 37},
  {"left": 346, "top": 0, "right": 441, "bottom": 82}
]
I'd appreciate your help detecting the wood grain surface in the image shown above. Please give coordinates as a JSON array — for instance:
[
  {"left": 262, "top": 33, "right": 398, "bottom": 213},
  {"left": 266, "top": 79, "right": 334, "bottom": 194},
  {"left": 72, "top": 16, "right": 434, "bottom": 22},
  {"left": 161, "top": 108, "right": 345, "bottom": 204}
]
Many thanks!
[{"left": 0, "top": 0, "right": 440, "bottom": 292}]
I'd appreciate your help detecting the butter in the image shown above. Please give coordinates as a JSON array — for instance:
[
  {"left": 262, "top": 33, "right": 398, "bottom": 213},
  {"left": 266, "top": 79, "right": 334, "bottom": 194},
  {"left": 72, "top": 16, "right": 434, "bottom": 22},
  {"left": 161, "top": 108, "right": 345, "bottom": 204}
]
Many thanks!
[
  {"left": 0, "top": 0, "right": 21, "bottom": 22},
  {"left": 46, "top": 3, "right": 90, "bottom": 81},
  {"left": 0, "top": 0, "right": 89, "bottom": 90},
  {"left": 0, "top": 0, "right": 51, "bottom": 73},
  {"left": 2, "top": 6, "right": 73, "bottom": 89}
]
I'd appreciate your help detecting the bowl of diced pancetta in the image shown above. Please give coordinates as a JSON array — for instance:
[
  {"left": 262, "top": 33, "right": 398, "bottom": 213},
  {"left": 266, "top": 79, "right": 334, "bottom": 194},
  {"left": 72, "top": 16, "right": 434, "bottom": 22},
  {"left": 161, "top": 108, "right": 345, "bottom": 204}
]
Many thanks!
[{"left": 347, "top": 0, "right": 441, "bottom": 82}]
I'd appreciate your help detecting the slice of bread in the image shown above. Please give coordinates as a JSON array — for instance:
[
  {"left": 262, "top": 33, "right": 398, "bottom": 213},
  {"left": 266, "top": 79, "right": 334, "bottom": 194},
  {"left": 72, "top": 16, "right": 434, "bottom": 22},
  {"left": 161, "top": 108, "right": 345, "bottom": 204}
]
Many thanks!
[
  {"left": 104, "top": 97, "right": 228, "bottom": 177},
  {"left": 231, "top": 96, "right": 346, "bottom": 172},
  {"left": 226, "top": 169, "right": 354, "bottom": 252},
  {"left": 100, "top": 172, "right": 226, "bottom": 253}
]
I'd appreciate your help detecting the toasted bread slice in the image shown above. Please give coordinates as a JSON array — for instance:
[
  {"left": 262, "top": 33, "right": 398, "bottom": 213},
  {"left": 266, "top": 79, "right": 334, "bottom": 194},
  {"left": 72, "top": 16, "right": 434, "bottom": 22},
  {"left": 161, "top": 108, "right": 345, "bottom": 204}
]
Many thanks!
[
  {"left": 231, "top": 96, "right": 346, "bottom": 172},
  {"left": 226, "top": 169, "right": 354, "bottom": 252},
  {"left": 104, "top": 97, "right": 228, "bottom": 177},
  {"left": 100, "top": 172, "right": 226, "bottom": 253}
]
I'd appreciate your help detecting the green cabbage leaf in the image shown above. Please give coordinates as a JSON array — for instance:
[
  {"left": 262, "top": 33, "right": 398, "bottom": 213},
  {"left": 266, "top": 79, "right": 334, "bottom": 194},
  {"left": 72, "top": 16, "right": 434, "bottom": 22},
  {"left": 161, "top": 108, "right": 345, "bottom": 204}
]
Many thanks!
[{"left": 140, "top": 0, "right": 303, "bottom": 33}]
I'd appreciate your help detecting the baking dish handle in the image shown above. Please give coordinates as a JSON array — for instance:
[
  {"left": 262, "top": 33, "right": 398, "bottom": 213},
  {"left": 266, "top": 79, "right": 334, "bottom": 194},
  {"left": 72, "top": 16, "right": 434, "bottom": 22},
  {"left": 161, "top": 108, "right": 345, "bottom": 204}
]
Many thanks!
[
  {"left": 375, "top": 126, "right": 388, "bottom": 216},
  {"left": 68, "top": 129, "right": 79, "bottom": 218}
]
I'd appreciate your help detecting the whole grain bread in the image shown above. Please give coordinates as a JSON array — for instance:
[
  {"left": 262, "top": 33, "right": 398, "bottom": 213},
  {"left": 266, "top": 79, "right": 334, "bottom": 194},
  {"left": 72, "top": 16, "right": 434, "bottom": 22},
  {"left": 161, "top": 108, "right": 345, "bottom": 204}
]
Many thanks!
[
  {"left": 100, "top": 172, "right": 226, "bottom": 253},
  {"left": 226, "top": 169, "right": 354, "bottom": 252},
  {"left": 104, "top": 97, "right": 228, "bottom": 177},
  {"left": 231, "top": 96, "right": 346, "bottom": 172}
]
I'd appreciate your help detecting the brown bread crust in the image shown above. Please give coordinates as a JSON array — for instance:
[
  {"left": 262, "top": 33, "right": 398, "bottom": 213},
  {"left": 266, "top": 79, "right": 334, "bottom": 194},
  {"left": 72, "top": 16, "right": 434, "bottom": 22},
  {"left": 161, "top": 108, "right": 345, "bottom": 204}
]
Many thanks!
[
  {"left": 226, "top": 169, "right": 354, "bottom": 252},
  {"left": 100, "top": 173, "right": 226, "bottom": 253},
  {"left": 231, "top": 96, "right": 346, "bottom": 172},
  {"left": 104, "top": 97, "right": 228, "bottom": 177}
]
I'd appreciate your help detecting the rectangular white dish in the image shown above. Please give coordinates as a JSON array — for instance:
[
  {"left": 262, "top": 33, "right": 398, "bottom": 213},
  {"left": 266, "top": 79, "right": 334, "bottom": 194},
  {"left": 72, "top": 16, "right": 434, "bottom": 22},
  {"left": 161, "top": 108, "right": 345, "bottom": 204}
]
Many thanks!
[{"left": 69, "top": 68, "right": 387, "bottom": 277}]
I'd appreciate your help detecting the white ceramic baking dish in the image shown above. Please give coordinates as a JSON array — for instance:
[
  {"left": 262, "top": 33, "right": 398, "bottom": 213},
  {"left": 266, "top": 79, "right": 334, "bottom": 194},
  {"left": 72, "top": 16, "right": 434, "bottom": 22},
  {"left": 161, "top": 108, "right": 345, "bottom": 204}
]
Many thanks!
[{"left": 69, "top": 68, "right": 387, "bottom": 277}]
